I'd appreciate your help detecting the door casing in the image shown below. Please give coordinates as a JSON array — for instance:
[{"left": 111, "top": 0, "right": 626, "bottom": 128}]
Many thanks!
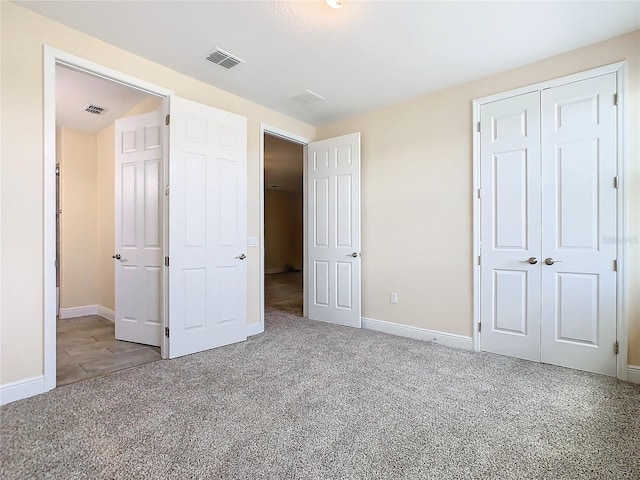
[
  {"left": 257, "top": 124, "right": 312, "bottom": 335},
  {"left": 44, "top": 46, "right": 173, "bottom": 392},
  {"left": 472, "top": 61, "right": 629, "bottom": 380}
]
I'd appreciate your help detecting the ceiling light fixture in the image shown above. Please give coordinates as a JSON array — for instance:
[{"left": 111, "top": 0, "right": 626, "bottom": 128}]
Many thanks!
[{"left": 325, "top": 0, "right": 344, "bottom": 8}]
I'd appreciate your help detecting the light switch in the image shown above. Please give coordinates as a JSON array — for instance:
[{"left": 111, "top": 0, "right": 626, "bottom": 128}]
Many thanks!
[{"left": 247, "top": 237, "right": 258, "bottom": 247}]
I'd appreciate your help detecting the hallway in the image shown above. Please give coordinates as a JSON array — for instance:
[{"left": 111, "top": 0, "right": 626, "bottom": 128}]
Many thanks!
[{"left": 265, "top": 272, "right": 303, "bottom": 316}]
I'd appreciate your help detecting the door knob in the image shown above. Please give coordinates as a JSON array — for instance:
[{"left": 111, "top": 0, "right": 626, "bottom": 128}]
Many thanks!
[
  {"left": 544, "top": 258, "right": 563, "bottom": 265},
  {"left": 346, "top": 252, "right": 359, "bottom": 258},
  {"left": 112, "top": 254, "right": 121, "bottom": 260},
  {"left": 520, "top": 257, "right": 538, "bottom": 265},
  {"left": 236, "top": 254, "right": 246, "bottom": 260}
]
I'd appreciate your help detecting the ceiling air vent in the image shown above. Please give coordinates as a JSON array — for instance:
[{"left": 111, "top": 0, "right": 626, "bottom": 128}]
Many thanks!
[
  {"left": 288, "top": 90, "right": 325, "bottom": 106},
  {"left": 204, "top": 48, "right": 245, "bottom": 69},
  {"left": 84, "top": 104, "right": 108, "bottom": 115}
]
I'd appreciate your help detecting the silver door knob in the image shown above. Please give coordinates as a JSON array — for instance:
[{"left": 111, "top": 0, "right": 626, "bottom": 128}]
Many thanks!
[
  {"left": 236, "top": 254, "right": 246, "bottom": 260},
  {"left": 520, "top": 257, "right": 538, "bottom": 264},
  {"left": 346, "top": 252, "right": 359, "bottom": 258},
  {"left": 544, "top": 258, "right": 563, "bottom": 265},
  {"left": 112, "top": 254, "right": 121, "bottom": 260}
]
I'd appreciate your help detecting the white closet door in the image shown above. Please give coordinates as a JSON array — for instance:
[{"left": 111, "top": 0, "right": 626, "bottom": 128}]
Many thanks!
[
  {"left": 540, "top": 73, "right": 618, "bottom": 375},
  {"left": 479, "top": 92, "right": 542, "bottom": 361}
]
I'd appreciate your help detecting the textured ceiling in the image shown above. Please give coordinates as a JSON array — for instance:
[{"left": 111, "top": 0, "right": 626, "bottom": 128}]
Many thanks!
[{"left": 24, "top": 1, "right": 640, "bottom": 126}]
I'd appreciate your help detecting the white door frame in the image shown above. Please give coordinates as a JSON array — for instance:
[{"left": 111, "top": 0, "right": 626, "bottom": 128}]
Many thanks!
[
  {"left": 256, "top": 124, "right": 312, "bottom": 334},
  {"left": 472, "top": 61, "right": 629, "bottom": 380},
  {"left": 43, "top": 46, "right": 173, "bottom": 392}
]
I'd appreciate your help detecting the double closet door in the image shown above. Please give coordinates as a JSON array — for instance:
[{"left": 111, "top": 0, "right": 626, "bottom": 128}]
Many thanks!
[{"left": 479, "top": 73, "right": 618, "bottom": 376}]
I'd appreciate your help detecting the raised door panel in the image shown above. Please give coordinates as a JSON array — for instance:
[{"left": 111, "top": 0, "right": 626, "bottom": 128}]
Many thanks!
[
  {"left": 540, "top": 74, "right": 617, "bottom": 376},
  {"left": 168, "top": 96, "right": 247, "bottom": 358},
  {"left": 115, "top": 110, "right": 163, "bottom": 347},
  {"left": 307, "top": 133, "right": 361, "bottom": 327},
  {"left": 479, "top": 92, "right": 541, "bottom": 362}
]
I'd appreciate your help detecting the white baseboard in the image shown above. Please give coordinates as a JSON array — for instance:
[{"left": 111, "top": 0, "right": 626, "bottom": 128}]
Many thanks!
[
  {"left": 362, "top": 317, "right": 473, "bottom": 351},
  {"left": 96, "top": 305, "right": 115, "bottom": 322},
  {"left": 60, "top": 304, "right": 114, "bottom": 321},
  {"left": 627, "top": 365, "right": 640, "bottom": 384},
  {"left": 0, "top": 375, "right": 46, "bottom": 405},
  {"left": 246, "top": 321, "right": 264, "bottom": 337}
]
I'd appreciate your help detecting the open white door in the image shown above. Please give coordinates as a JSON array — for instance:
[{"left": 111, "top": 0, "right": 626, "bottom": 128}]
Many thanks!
[
  {"left": 168, "top": 96, "right": 248, "bottom": 358},
  {"left": 114, "top": 110, "right": 164, "bottom": 347},
  {"left": 306, "top": 133, "right": 361, "bottom": 328}
]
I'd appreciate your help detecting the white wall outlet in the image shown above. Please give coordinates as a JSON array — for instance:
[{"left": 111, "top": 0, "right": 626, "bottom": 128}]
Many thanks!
[{"left": 390, "top": 292, "right": 398, "bottom": 304}]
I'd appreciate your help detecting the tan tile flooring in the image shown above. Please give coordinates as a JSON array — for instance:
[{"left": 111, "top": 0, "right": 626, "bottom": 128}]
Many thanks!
[{"left": 57, "top": 315, "right": 161, "bottom": 386}]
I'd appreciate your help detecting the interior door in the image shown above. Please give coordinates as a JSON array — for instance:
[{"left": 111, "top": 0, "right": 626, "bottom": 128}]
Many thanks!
[
  {"left": 540, "top": 73, "right": 618, "bottom": 375},
  {"left": 306, "top": 133, "right": 361, "bottom": 328},
  {"left": 168, "top": 96, "right": 248, "bottom": 358},
  {"left": 114, "top": 109, "right": 163, "bottom": 346},
  {"left": 479, "top": 92, "right": 542, "bottom": 361},
  {"left": 478, "top": 74, "right": 618, "bottom": 376}
]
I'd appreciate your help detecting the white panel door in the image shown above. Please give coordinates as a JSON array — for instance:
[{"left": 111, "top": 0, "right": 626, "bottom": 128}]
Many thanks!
[
  {"left": 479, "top": 92, "right": 542, "bottom": 362},
  {"left": 168, "top": 96, "right": 247, "bottom": 358},
  {"left": 115, "top": 110, "right": 163, "bottom": 346},
  {"left": 307, "top": 133, "right": 361, "bottom": 328},
  {"left": 540, "top": 74, "right": 618, "bottom": 375}
]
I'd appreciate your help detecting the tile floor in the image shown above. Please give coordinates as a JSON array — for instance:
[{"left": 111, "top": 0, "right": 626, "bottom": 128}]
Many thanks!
[{"left": 57, "top": 315, "right": 161, "bottom": 386}]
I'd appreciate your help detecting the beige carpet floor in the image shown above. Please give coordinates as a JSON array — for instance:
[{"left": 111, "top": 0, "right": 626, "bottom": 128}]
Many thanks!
[{"left": 1, "top": 286, "right": 639, "bottom": 478}]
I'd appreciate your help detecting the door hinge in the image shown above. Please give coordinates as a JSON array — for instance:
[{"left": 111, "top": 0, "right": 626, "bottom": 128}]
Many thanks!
[
  {"left": 478, "top": 255, "right": 481, "bottom": 265},
  {"left": 165, "top": 114, "right": 170, "bottom": 125},
  {"left": 165, "top": 327, "right": 170, "bottom": 338},
  {"left": 477, "top": 188, "right": 481, "bottom": 199},
  {"left": 477, "top": 121, "right": 481, "bottom": 133},
  {"left": 613, "top": 176, "right": 619, "bottom": 189},
  {"left": 613, "top": 259, "right": 618, "bottom": 272},
  {"left": 613, "top": 93, "right": 618, "bottom": 106},
  {"left": 614, "top": 341, "right": 619, "bottom": 355},
  {"left": 165, "top": 256, "right": 170, "bottom": 267},
  {"left": 165, "top": 185, "right": 170, "bottom": 196},
  {"left": 478, "top": 322, "right": 482, "bottom": 333}
]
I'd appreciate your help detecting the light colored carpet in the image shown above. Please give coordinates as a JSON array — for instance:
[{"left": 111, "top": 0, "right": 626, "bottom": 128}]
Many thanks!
[{"left": 1, "top": 309, "right": 639, "bottom": 479}]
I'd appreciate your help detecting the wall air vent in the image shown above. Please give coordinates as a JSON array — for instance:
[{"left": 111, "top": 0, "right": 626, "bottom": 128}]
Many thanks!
[
  {"left": 288, "top": 90, "right": 325, "bottom": 106},
  {"left": 204, "top": 48, "right": 245, "bottom": 69},
  {"left": 84, "top": 104, "right": 108, "bottom": 115}
]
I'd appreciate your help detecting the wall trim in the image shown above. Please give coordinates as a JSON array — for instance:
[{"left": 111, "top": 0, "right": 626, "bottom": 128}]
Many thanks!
[
  {"left": 627, "top": 365, "right": 640, "bottom": 384},
  {"left": 0, "top": 376, "right": 46, "bottom": 406},
  {"left": 97, "top": 305, "right": 115, "bottom": 322},
  {"left": 43, "top": 46, "right": 174, "bottom": 391},
  {"left": 362, "top": 317, "right": 473, "bottom": 351},
  {"left": 59, "top": 304, "right": 114, "bottom": 321},
  {"left": 265, "top": 268, "right": 288, "bottom": 275},
  {"left": 258, "top": 123, "right": 312, "bottom": 336},
  {"left": 246, "top": 321, "right": 264, "bottom": 337}
]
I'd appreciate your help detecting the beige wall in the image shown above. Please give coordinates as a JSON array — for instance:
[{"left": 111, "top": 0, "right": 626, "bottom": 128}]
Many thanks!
[
  {"left": 57, "top": 127, "right": 98, "bottom": 309},
  {"left": 1, "top": 1, "right": 637, "bottom": 387},
  {"left": 0, "top": 2, "right": 315, "bottom": 384},
  {"left": 317, "top": 30, "right": 640, "bottom": 365},
  {"left": 265, "top": 190, "right": 303, "bottom": 273}
]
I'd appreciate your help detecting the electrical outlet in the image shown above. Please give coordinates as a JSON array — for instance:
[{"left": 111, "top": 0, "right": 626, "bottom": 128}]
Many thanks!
[{"left": 390, "top": 292, "right": 398, "bottom": 304}]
